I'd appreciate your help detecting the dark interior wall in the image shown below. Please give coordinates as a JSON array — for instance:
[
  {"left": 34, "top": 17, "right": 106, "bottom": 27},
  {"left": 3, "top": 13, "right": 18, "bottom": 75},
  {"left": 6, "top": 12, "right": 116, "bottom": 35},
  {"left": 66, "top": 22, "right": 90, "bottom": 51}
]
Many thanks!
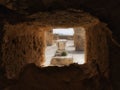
[
  {"left": 86, "top": 23, "right": 109, "bottom": 78},
  {"left": 0, "top": 8, "right": 101, "bottom": 79},
  {"left": 108, "top": 37, "right": 120, "bottom": 90},
  {"left": 0, "top": 22, "right": 5, "bottom": 75},
  {"left": 9, "top": 63, "right": 111, "bottom": 90},
  {"left": 2, "top": 23, "right": 45, "bottom": 79},
  {"left": 0, "top": 21, "right": 113, "bottom": 90},
  {"left": 0, "top": 0, "right": 120, "bottom": 42}
]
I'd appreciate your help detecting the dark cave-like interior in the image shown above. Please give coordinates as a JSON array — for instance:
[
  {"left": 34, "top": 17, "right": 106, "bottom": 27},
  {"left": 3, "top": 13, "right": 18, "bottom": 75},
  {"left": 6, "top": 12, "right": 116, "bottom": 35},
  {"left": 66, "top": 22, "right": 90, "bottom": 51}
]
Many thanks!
[{"left": 0, "top": 0, "right": 120, "bottom": 90}]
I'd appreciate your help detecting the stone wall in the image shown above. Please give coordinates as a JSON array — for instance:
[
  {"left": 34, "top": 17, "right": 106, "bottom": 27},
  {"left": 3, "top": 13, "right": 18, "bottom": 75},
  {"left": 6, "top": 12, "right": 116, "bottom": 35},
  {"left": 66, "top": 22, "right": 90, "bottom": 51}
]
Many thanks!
[
  {"left": 6, "top": 63, "right": 112, "bottom": 90},
  {"left": 74, "top": 27, "right": 85, "bottom": 51},
  {"left": 45, "top": 30, "right": 53, "bottom": 46},
  {"left": 108, "top": 34, "right": 120, "bottom": 90},
  {"left": 0, "top": 13, "right": 110, "bottom": 81},
  {"left": 86, "top": 23, "right": 109, "bottom": 78},
  {"left": 0, "top": 0, "right": 120, "bottom": 89},
  {"left": 2, "top": 23, "right": 45, "bottom": 78},
  {"left": 0, "top": 4, "right": 117, "bottom": 89},
  {"left": 0, "top": 0, "right": 120, "bottom": 42},
  {"left": 0, "top": 10, "right": 100, "bottom": 79}
]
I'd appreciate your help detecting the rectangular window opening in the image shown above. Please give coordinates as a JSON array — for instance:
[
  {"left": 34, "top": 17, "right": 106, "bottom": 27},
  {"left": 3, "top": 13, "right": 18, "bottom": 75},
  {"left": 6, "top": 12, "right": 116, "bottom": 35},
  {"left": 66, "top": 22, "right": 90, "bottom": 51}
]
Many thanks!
[{"left": 43, "top": 27, "right": 86, "bottom": 67}]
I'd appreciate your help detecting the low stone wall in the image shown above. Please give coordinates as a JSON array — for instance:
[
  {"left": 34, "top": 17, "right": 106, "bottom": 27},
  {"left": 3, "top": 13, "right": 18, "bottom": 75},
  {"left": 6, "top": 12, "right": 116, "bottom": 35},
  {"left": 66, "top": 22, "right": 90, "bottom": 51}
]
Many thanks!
[{"left": 51, "top": 57, "right": 73, "bottom": 66}]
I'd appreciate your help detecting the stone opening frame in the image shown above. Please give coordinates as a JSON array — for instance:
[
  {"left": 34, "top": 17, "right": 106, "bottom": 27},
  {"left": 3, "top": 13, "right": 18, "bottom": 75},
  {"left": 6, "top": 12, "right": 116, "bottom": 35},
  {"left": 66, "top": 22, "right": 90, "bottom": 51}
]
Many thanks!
[
  {"left": 35, "top": 10, "right": 109, "bottom": 69},
  {"left": 45, "top": 27, "right": 86, "bottom": 66},
  {"left": 2, "top": 10, "right": 109, "bottom": 78}
]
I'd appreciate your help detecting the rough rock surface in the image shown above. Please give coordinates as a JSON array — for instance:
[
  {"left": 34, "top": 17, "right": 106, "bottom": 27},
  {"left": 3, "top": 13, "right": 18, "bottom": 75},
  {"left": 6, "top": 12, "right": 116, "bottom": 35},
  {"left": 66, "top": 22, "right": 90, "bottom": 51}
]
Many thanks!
[
  {"left": 0, "top": 0, "right": 120, "bottom": 90},
  {"left": 4, "top": 63, "right": 112, "bottom": 90},
  {"left": 2, "top": 23, "right": 45, "bottom": 78},
  {"left": 45, "top": 30, "right": 53, "bottom": 46},
  {"left": 0, "top": 0, "right": 120, "bottom": 42},
  {"left": 1, "top": 10, "right": 101, "bottom": 79},
  {"left": 0, "top": 9, "right": 113, "bottom": 90}
]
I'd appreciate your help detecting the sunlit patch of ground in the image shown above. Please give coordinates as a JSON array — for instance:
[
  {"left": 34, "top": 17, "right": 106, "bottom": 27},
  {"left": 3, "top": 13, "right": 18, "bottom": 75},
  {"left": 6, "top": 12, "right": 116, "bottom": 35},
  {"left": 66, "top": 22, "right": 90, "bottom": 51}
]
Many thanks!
[{"left": 44, "top": 40, "right": 85, "bottom": 66}]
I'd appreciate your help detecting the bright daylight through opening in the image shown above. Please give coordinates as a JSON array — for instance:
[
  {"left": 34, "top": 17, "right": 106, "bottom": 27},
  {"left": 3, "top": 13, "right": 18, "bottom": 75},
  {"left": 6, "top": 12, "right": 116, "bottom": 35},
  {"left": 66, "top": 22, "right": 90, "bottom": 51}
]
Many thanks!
[{"left": 44, "top": 28, "right": 85, "bottom": 66}]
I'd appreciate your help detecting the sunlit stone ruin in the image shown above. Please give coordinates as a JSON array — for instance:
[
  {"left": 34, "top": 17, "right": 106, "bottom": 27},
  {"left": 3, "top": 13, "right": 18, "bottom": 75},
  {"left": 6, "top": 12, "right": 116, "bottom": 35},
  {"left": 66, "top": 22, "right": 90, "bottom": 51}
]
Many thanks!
[
  {"left": 74, "top": 27, "right": 85, "bottom": 51},
  {"left": 51, "top": 39, "right": 73, "bottom": 66}
]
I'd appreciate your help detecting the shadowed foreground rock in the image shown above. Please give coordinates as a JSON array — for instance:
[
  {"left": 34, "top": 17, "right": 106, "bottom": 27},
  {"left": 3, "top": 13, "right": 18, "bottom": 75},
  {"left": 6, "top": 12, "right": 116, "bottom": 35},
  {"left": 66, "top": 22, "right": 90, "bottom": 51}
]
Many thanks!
[{"left": 3, "top": 63, "right": 111, "bottom": 90}]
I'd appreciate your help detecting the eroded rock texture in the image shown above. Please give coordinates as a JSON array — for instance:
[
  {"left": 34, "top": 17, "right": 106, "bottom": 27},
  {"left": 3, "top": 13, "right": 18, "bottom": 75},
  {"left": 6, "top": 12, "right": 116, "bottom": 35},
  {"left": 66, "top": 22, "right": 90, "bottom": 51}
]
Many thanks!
[
  {"left": 0, "top": 0, "right": 120, "bottom": 42},
  {"left": 6, "top": 63, "right": 111, "bottom": 90},
  {"left": 0, "top": 10, "right": 113, "bottom": 90},
  {"left": 86, "top": 22, "right": 110, "bottom": 78},
  {"left": 0, "top": 0, "right": 120, "bottom": 89},
  {"left": 2, "top": 23, "right": 45, "bottom": 78},
  {"left": 0, "top": 10, "right": 100, "bottom": 79},
  {"left": 45, "top": 30, "right": 53, "bottom": 46},
  {"left": 0, "top": 0, "right": 120, "bottom": 41}
]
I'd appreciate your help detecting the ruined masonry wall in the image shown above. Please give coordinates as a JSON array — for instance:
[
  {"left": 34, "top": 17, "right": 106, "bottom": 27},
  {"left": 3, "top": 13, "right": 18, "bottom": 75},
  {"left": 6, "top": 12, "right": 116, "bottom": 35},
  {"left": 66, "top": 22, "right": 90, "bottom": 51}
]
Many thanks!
[{"left": 74, "top": 27, "right": 85, "bottom": 51}]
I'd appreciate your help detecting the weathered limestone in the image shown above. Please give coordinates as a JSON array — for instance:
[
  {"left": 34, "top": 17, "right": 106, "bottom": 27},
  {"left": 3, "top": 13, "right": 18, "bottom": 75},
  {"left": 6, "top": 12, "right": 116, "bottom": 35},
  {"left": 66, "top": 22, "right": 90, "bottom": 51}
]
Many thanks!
[
  {"left": 45, "top": 30, "right": 53, "bottom": 46},
  {"left": 56, "top": 40, "right": 67, "bottom": 50},
  {"left": 0, "top": 10, "right": 110, "bottom": 85},
  {"left": 2, "top": 23, "right": 45, "bottom": 78},
  {"left": 0, "top": 0, "right": 119, "bottom": 89},
  {"left": 86, "top": 23, "right": 109, "bottom": 78},
  {"left": 74, "top": 27, "right": 85, "bottom": 51},
  {"left": 51, "top": 57, "right": 73, "bottom": 66}
]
